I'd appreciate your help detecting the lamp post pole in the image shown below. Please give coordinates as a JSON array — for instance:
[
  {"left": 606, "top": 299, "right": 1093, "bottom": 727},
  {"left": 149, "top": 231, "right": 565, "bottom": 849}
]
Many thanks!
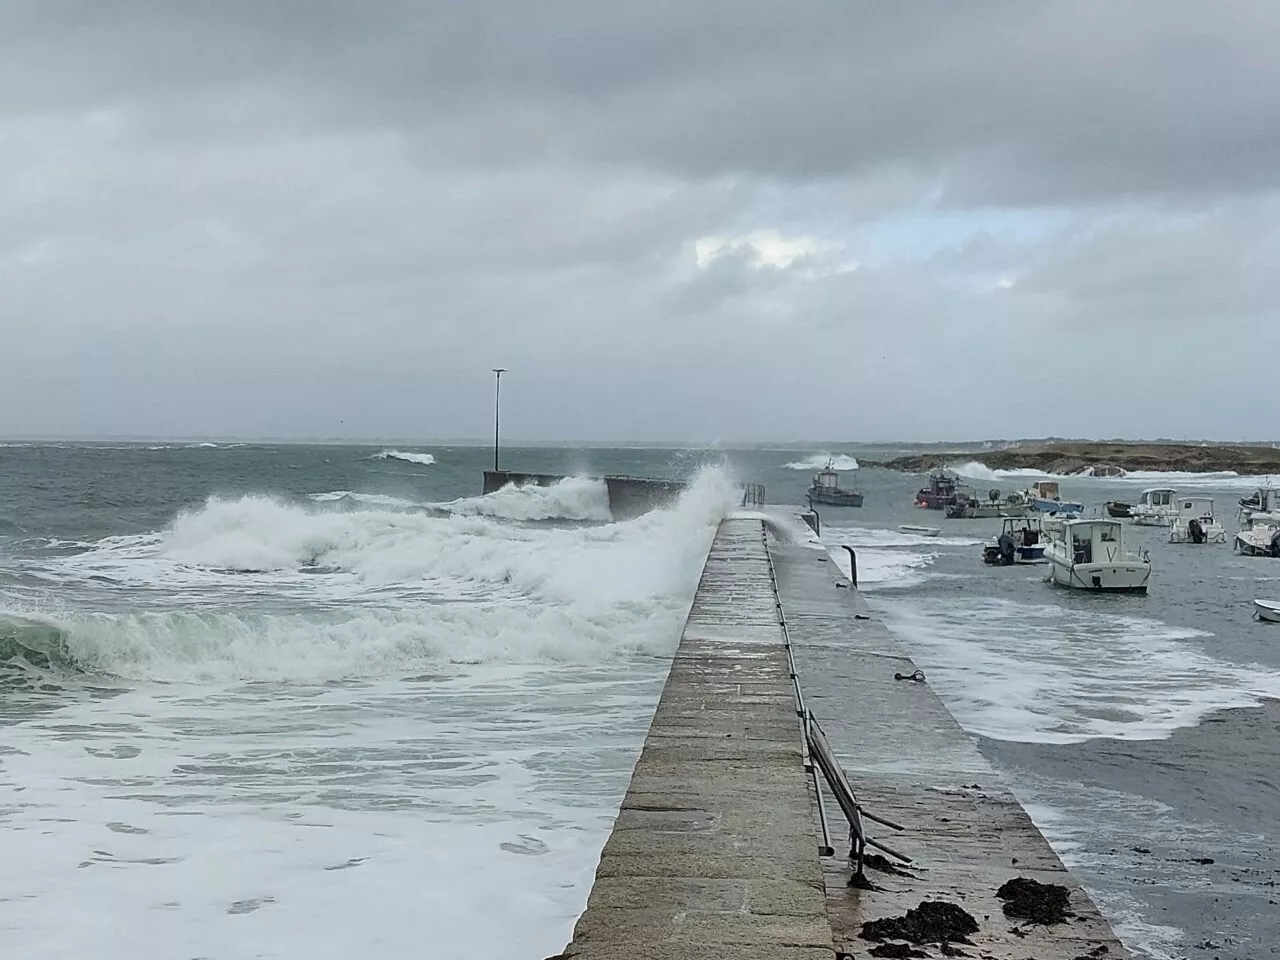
[{"left": 492, "top": 368, "right": 507, "bottom": 471}]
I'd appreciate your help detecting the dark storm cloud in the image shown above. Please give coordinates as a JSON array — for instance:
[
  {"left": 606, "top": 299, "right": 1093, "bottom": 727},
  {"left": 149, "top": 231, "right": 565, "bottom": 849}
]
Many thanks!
[
  {"left": 8, "top": 2, "right": 1280, "bottom": 201},
  {"left": 3, "top": 2, "right": 1279, "bottom": 440}
]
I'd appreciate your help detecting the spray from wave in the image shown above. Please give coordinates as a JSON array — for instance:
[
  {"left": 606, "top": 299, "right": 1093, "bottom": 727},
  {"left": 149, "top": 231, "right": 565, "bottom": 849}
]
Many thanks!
[
  {"left": 5, "top": 467, "right": 740, "bottom": 683},
  {"left": 949, "top": 460, "right": 1274, "bottom": 488},
  {"left": 784, "top": 454, "right": 860, "bottom": 471},
  {"left": 370, "top": 449, "right": 436, "bottom": 466}
]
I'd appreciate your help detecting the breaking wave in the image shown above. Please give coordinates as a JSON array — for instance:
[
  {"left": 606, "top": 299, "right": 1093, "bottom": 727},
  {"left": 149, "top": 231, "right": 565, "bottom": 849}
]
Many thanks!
[
  {"left": 949, "top": 460, "right": 1276, "bottom": 489},
  {"left": 434, "top": 478, "right": 612, "bottom": 522},
  {"left": 784, "top": 454, "right": 860, "bottom": 471},
  {"left": 3, "top": 468, "right": 740, "bottom": 683},
  {"left": 371, "top": 449, "right": 437, "bottom": 466}
]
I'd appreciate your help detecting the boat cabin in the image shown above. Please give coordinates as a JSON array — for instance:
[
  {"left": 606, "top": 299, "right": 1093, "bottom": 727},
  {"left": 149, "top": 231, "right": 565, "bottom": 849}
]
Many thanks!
[
  {"left": 1137, "top": 488, "right": 1176, "bottom": 509},
  {"left": 1241, "top": 487, "right": 1280, "bottom": 514},
  {"left": 1062, "top": 519, "right": 1124, "bottom": 565},
  {"left": 1176, "top": 496, "right": 1215, "bottom": 521},
  {"left": 1001, "top": 516, "right": 1043, "bottom": 545},
  {"left": 1029, "top": 480, "right": 1062, "bottom": 501},
  {"left": 812, "top": 467, "right": 841, "bottom": 492}
]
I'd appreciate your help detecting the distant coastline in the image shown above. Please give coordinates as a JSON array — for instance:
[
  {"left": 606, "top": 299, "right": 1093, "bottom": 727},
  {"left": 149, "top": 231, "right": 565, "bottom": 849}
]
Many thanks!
[{"left": 869, "top": 441, "right": 1280, "bottom": 476}]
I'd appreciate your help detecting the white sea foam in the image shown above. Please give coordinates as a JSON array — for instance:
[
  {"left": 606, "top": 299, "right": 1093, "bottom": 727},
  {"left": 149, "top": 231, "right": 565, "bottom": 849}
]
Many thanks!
[
  {"left": 12, "top": 468, "right": 739, "bottom": 683},
  {"left": 875, "top": 596, "right": 1280, "bottom": 743},
  {"left": 307, "top": 491, "right": 418, "bottom": 508},
  {"left": 784, "top": 453, "right": 860, "bottom": 471},
  {"left": 949, "top": 459, "right": 1278, "bottom": 489},
  {"left": 435, "top": 477, "right": 612, "bottom": 522},
  {"left": 370, "top": 449, "right": 436, "bottom": 466}
]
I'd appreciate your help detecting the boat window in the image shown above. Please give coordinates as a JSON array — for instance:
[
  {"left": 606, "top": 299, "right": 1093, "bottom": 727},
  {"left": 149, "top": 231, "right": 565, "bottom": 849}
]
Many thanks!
[{"left": 1099, "top": 526, "right": 1117, "bottom": 542}]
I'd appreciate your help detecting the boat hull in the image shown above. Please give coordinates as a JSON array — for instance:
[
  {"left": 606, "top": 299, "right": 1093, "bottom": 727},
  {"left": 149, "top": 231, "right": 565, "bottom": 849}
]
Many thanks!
[
  {"left": 1256, "top": 600, "right": 1280, "bottom": 622},
  {"left": 1105, "top": 501, "right": 1132, "bottom": 519},
  {"left": 1047, "top": 557, "right": 1150, "bottom": 592},
  {"left": 947, "top": 502, "right": 1029, "bottom": 519},
  {"left": 1169, "top": 522, "right": 1226, "bottom": 544},
  {"left": 1028, "top": 497, "right": 1083, "bottom": 515},
  {"left": 808, "top": 488, "right": 863, "bottom": 507},
  {"left": 1236, "top": 532, "right": 1278, "bottom": 557}
]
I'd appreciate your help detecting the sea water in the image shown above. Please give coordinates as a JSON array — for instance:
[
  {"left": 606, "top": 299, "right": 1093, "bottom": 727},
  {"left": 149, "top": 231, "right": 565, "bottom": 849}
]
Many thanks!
[{"left": 3, "top": 442, "right": 1278, "bottom": 959}]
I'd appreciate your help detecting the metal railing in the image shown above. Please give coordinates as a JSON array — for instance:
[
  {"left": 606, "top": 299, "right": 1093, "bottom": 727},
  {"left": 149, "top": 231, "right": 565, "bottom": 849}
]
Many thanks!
[
  {"left": 760, "top": 525, "right": 910, "bottom": 883},
  {"left": 740, "top": 483, "right": 767, "bottom": 507}
]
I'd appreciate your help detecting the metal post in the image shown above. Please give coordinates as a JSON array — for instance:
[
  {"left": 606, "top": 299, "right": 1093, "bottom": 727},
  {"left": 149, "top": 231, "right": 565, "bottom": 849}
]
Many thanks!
[
  {"left": 491, "top": 368, "right": 506, "bottom": 471},
  {"left": 843, "top": 544, "right": 857, "bottom": 588}
]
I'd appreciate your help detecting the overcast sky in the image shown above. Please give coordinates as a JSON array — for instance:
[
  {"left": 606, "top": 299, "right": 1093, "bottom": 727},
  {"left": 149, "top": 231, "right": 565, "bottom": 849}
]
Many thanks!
[{"left": 4, "top": 2, "right": 1279, "bottom": 442}]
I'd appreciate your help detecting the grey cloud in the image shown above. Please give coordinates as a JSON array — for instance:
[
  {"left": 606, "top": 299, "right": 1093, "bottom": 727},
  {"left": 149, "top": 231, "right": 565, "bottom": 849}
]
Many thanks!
[{"left": 3, "top": 3, "right": 1279, "bottom": 441}]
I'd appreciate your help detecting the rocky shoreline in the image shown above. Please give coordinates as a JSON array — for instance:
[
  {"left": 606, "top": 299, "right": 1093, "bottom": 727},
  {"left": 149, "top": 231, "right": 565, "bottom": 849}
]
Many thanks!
[{"left": 872, "top": 442, "right": 1280, "bottom": 476}]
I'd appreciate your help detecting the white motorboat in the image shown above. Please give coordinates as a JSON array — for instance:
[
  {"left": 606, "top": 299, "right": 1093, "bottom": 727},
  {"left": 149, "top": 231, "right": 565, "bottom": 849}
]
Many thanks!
[
  {"left": 1130, "top": 488, "right": 1178, "bottom": 526},
  {"left": 982, "top": 517, "right": 1048, "bottom": 565},
  {"left": 899, "top": 524, "right": 941, "bottom": 537},
  {"left": 1045, "top": 518, "right": 1151, "bottom": 592},
  {"left": 1255, "top": 600, "right": 1280, "bottom": 622},
  {"left": 1169, "top": 496, "right": 1226, "bottom": 544},
  {"left": 1024, "top": 480, "right": 1083, "bottom": 516},
  {"left": 1236, "top": 521, "right": 1280, "bottom": 557}
]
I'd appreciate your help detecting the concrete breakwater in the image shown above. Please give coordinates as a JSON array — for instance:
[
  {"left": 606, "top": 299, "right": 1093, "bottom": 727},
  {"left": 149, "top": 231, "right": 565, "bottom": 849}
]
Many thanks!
[
  {"left": 483, "top": 470, "right": 689, "bottom": 520},
  {"left": 554, "top": 512, "right": 1130, "bottom": 959}
]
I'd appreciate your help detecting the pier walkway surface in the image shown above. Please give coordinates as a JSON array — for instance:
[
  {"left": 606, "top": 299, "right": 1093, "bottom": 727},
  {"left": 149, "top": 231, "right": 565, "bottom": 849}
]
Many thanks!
[{"left": 556, "top": 512, "right": 1129, "bottom": 960}]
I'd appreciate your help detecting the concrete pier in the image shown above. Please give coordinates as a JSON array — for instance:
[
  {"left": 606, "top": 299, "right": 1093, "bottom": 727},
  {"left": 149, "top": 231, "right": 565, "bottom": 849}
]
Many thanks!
[
  {"left": 559, "top": 518, "right": 834, "bottom": 958},
  {"left": 557, "top": 513, "right": 1130, "bottom": 960}
]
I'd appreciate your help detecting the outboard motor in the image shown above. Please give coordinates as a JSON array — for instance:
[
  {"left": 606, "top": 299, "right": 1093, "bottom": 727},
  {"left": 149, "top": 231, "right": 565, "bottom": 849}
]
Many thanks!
[
  {"left": 1188, "top": 518, "right": 1206, "bottom": 544},
  {"left": 997, "top": 532, "right": 1017, "bottom": 566},
  {"left": 1271, "top": 529, "right": 1280, "bottom": 558}
]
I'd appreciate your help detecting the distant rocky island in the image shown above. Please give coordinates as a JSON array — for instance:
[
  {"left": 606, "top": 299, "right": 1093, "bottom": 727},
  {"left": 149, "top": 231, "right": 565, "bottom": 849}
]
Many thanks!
[{"left": 872, "top": 442, "right": 1280, "bottom": 476}]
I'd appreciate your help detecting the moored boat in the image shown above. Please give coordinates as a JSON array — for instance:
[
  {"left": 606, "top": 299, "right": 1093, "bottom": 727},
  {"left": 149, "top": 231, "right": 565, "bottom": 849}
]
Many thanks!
[
  {"left": 1023, "top": 480, "right": 1083, "bottom": 516},
  {"left": 1169, "top": 496, "right": 1226, "bottom": 544},
  {"left": 1130, "top": 488, "right": 1178, "bottom": 526},
  {"left": 899, "top": 524, "right": 941, "bottom": 537},
  {"left": 982, "top": 517, "right": 1048, "bottom": 566},
  {"left": 1045, "top": 518, "right": 1151, "bottom": 592},
  {"left": 1105, "top": 500, "right": 1133, "bottom": 518},
  {"left": 914, "top": 471, "right": 959, "bottom": 511},
  {"left": 945, "top": 487, "right": 1030, "bottom": 519},
  {"left": 807, "top": 461, "right": 864, "bottom": 507},
  {"left": 1255, "top": 599, "right": 1280, "bottom": 622},
  {"left": 1236, "top": 522, "right": 1280, "bottom": 557}
]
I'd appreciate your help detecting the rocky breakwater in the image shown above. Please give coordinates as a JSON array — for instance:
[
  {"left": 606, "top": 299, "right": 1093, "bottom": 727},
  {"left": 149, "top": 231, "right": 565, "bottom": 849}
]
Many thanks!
[{"left": 874, "top": 441, "right": 1280, "bottom": 477}]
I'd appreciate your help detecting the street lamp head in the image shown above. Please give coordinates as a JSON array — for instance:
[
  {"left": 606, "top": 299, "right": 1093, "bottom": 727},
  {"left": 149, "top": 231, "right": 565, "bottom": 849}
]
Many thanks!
[{"left": 493, "top": 368, "right": 507, "bottom": 375}]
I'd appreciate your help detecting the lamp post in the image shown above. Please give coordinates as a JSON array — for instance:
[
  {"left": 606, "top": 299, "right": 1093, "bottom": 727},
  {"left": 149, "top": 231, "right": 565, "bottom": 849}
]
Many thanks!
[{"left": 492, "top": 368, "right": 507, "bottom": 471}]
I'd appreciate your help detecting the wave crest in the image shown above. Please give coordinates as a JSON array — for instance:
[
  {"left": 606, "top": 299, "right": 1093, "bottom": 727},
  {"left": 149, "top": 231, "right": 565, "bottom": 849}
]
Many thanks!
[
  {"left": 784, "top": 454, "right": 860, "bottom": 471},
  {"left": 371, "top": 449, "right": 436, "bottom": 466}
]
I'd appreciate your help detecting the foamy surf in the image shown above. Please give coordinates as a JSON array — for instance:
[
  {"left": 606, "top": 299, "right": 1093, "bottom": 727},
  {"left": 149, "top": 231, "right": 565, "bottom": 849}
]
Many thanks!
[
  {"left": 875, "top": 596, "right": 1280, "bottom": 743},
  {"left": 949, "top": 460, "right": 1277, "bottom": 488},
  {"left": 0, "top": 466, "right": 740, "bottom": 959},
  {"left": 370, "top": 449, "right": 436, "bottom": 466},
  {"left": 784, "top": 453, "right": 860, "bottom": 471}
]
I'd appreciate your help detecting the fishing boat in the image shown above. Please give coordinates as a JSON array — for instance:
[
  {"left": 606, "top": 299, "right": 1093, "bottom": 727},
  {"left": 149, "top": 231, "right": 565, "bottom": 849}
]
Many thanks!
[
  {"left": 1239, "top": 486, "right": 1280, "bottom": 525},
  {"left": 982, "top": 517, "right": 1048, "bottom": 566},
  {"left": 1105, "top": 500, "right": 1133, "bottom": 519},
  {"left": 807, "top": 461, "right": 863, "bottom": 507},
  {"left": 1023, "top": 480, "right": 1083, "bottom": 515},
  {"left": 1045, "top": 518, "right": 1151, "bottom": 592},
  {"left": 1169, "top": 496, "right": 1226, "bottom": 544},
  {"left": 945, "top": 487, "right": 1030, "bottom": 519},
  {"left": 899, "top": 524, "right": 941, "bottom": 537},
  {"left": 914, "top": 471, "right": 959, "bottom": 510},
  {"left": 1255, "top": 600, "right": 1280, "bottom": 622},
  {"left": 1130, "top": 488, "right": 1178, "bottom": 526}
]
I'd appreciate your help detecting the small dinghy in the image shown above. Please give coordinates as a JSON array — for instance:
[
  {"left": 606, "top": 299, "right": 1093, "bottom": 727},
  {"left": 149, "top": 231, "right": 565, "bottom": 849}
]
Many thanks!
[
  {"left": 899, "top": 524, "right": 941, "bottom": 537},
  {"left": 1255, "top": 599, "right": 1280, "bottom": 623}
]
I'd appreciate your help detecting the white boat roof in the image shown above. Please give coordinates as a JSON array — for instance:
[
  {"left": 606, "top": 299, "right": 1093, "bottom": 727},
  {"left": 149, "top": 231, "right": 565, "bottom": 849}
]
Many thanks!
[
  {"left": 1141, "top": 487, "right": 1177, "bottom": 494},
  {"left": 1062, "top": 517, "right": 1122, "bottom": 528}
]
